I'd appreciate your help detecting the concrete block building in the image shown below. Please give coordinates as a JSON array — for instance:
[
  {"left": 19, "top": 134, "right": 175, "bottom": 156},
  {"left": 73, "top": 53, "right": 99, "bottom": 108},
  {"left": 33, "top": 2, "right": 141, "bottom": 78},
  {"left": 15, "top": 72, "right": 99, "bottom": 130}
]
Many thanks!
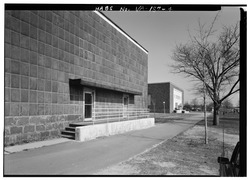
[
  {"left": 148, "top": 82, "right": 184, "bottom": 113},
  {"left": 4, "top": 10, "right": 148, "bottom": 146}
]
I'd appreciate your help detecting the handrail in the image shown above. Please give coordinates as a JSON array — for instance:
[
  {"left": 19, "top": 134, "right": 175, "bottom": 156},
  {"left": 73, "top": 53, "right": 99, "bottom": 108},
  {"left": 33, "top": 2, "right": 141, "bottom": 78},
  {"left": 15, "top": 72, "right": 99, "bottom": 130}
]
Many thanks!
[{"left": 91, "top": 108, "right": 150, "bottom": 125}]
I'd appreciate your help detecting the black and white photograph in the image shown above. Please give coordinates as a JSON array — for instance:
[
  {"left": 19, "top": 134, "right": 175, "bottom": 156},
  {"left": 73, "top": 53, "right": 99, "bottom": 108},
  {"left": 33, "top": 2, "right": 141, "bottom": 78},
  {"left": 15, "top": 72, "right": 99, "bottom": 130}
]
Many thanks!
[{"left": 3, "top": 3, "right": 247, "bottom": 176}]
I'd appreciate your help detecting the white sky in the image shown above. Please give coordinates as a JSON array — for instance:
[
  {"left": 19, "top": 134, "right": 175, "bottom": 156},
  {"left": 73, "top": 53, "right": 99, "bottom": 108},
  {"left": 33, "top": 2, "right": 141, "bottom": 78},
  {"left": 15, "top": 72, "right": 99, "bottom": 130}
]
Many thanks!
[{"left": 104, "top": 7, "right": 241, "bottom": 105}]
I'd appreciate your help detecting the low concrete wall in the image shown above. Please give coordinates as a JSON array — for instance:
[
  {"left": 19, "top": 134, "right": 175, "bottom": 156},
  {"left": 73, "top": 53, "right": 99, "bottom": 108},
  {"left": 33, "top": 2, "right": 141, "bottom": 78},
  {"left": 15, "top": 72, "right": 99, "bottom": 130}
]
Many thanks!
[{"left": 75, "top": 118, "right": 155, "bottom": 142}]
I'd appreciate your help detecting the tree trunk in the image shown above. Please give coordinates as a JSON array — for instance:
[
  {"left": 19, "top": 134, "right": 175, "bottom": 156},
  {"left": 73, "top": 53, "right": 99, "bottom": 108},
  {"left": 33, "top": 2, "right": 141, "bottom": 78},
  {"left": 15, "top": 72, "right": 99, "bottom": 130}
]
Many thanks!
[{"left": 213, "top": 101, "right": 220, "bottom": 125}]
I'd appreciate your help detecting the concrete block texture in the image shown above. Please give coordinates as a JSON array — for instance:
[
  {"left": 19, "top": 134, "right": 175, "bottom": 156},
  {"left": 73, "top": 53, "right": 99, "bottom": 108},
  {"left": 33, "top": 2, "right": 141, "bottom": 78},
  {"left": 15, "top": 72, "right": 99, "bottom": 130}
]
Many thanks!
[
  {"left": 11, "top": 75, "right": 20, "bottom": 88},
  {"left": 4, "top": 114, "right": 82, "bottom": 146},
  {"left": 5, "top": 10, "right": 148, "bottom": 145},
  {"left": 148, "top": 82, "right": 184, "bottom": 113}
]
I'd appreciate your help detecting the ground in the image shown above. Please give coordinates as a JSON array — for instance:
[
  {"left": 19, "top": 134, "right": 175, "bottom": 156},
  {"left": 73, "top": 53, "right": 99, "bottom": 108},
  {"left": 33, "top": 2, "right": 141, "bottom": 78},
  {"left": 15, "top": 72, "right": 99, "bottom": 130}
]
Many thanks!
[{"left": 94, "top": 112, "right": 239, "bottom": 175}]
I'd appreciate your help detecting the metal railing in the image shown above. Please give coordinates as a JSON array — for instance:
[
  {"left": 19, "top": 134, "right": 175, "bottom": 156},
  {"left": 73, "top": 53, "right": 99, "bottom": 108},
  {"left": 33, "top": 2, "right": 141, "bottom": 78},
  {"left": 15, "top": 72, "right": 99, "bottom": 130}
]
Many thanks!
[{"left": 92, "top": 107, "right": 150, "bottom": 124}]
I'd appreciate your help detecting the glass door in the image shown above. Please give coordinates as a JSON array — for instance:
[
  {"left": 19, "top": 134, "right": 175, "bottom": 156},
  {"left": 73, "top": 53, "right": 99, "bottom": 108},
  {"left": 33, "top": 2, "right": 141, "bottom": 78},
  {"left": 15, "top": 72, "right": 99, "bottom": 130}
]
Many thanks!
[
  {"left": 123, "top": 95, "right": 129, "bottom": 118},
  {"left": 84, "top": 92, "right": 93, "bottom": 120}
]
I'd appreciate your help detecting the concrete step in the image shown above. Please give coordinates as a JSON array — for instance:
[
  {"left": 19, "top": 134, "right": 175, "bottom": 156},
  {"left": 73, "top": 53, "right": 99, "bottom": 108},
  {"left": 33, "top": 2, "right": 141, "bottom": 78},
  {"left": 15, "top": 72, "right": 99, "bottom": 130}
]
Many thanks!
[
  {"left": 61, "top": 130, "right": 75, "bottom": 136},
  {"left": 61, "top": 129, "right": 75, "bottom": 140},
  {"left": 65, "top": 127, "right": 76, "bottom": 132},
  {"left": 69, "top": 121, "right": 93, "bottom": 127},
  {"left": 61, "top": 125, "right": 77, "bottom": 140},
  {"left": 61, "top": 134, "right": 75, "bottom": 140}
]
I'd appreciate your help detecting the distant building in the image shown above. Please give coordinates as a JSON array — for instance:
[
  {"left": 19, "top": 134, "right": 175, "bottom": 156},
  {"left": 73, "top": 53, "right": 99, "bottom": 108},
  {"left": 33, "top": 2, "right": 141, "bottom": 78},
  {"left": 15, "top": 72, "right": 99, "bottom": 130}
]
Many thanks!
[
  {"left": 148, "top": 82, "right": 184, "bottom": 113},
  {"left": 4, "top": 10, "right": 148, "bottom": 146}
]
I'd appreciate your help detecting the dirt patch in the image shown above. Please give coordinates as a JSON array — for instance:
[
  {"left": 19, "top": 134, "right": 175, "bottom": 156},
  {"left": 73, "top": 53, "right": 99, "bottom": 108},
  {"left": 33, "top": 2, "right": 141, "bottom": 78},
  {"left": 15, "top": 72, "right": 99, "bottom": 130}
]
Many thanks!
[
  {"left": 94, "top": 114, "right": 239, "bottom": 175},
  {"left": 94, "top": 164, "right": 140, "bottom": 175},
  {"left": 153, "top": 113, "right": 195, "bottom": 124}
]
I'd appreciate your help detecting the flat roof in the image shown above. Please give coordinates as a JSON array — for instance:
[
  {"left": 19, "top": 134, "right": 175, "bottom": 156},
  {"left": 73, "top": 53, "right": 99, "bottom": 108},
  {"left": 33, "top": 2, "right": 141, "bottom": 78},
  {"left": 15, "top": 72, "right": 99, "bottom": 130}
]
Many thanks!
[{"left": 94, "top": 11, "right": 148, "bottom": 54}]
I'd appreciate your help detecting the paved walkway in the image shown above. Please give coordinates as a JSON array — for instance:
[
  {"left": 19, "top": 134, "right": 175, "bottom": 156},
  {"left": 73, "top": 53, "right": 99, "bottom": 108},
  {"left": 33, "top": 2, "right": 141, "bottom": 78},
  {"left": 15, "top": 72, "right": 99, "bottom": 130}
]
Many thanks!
[{"left": 4, "top": 113, "right": 205, "bottom": 175}]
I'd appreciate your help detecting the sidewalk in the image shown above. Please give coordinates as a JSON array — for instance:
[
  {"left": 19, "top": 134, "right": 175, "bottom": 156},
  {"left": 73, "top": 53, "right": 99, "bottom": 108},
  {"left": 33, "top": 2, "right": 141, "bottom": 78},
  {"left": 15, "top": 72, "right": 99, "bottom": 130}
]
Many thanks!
[
  {"left": 4, "top": 113, "right": 204, "bottom": 175},
  {"left": 4, "top": 138, "right": 71, "bottom": 155},
  {"left": 94, "top": 113, "right": 239, "bottom": 175}
]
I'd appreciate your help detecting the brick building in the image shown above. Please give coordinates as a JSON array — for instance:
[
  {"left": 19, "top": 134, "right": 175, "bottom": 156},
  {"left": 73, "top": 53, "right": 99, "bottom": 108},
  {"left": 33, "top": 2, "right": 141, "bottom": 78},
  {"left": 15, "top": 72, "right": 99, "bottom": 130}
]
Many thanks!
[
  {"left": 148, "top": 82, "right": 184, "bottom": 113},
  {"left": 4, "top": 10, "right": 148, "bottom": 146}
]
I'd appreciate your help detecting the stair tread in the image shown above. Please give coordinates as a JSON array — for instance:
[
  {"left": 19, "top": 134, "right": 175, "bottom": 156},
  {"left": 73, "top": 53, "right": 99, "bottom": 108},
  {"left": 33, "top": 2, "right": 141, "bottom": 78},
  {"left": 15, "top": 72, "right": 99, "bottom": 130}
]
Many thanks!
[
  {"left": 61, "top": 133, "right": 74, "bottom": 137},
  {"left": 65, "top": 127, "right": 76, "bottom": 131},
  {"left": 69, "top": 121, "right": 93, "bottom": 127},
  {"left": 61, "top": 134, "right": 75, "bottom": 139},
  {"left": 61, "top": 130, "right": 75, "bottom": 134},
  {"left": 66, "top": 127, "right": 75, "bottom": 129}
]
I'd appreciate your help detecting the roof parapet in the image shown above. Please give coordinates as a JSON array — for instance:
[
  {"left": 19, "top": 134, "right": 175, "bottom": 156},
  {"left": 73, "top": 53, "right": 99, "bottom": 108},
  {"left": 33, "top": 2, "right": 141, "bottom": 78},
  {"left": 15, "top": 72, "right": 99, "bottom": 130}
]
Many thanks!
[{"left": 94, "top": 11, "right": 148, "bottom": 54}]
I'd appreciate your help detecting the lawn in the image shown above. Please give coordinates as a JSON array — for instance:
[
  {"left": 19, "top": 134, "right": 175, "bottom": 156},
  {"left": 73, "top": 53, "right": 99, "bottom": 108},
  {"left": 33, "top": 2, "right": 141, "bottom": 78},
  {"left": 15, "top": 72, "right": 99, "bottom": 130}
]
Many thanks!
[
  {"left": 151, "top": 112, "right": 196, "bottom": 123},
  {"left": 94, "top": 112, "right": 239, "bottom": 175}
]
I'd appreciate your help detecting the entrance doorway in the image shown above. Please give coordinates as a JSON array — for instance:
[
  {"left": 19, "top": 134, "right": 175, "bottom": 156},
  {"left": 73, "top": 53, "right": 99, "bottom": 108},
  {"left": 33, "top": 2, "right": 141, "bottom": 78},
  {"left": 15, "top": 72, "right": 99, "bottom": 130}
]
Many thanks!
[
  {"left": 84, "top": 92, "right": 93, "bottom": 121},
  {"left": 123, "top": 95, "right": 129, "bottom": 118}
]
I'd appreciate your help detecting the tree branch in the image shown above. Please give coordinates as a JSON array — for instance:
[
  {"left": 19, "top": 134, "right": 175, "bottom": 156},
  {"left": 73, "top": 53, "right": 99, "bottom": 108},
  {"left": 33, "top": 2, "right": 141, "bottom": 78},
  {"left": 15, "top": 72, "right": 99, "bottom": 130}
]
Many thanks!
[{"left": 219, "top": 77, "right": 240, "bottom": 103}]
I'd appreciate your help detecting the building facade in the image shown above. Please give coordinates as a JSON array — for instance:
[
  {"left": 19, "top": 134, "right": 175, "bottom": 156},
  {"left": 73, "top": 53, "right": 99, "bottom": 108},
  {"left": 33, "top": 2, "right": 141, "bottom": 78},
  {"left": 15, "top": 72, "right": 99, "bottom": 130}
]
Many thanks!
[
  {"left": 4, "top": 10, "right": 148, "bottom": 146},
  {"left": 148, "top": 82, "right": 184, "bottom": 113}
]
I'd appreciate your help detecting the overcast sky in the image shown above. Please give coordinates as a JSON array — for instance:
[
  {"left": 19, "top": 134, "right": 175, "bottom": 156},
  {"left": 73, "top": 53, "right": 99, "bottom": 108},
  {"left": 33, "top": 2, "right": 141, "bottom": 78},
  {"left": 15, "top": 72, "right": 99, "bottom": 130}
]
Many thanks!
[{"left": 104, "top": 7, "right": 240, "bottom": 105}]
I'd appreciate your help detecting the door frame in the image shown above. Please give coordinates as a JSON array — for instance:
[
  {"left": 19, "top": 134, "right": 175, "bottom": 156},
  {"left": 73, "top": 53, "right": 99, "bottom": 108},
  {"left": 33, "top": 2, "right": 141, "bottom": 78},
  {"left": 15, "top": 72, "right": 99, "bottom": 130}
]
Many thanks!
[
  {"left": 83, "top": 88, "right": 95, "bottom": 121},
  {"left": 123, "top": 94, "right": 129, "bottom": 118}
]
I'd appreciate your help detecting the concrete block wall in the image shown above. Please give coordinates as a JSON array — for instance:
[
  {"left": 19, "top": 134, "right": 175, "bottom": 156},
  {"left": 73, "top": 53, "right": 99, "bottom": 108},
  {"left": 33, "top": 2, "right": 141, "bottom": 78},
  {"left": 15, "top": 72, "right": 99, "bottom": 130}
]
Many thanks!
[
  {"left": 94, "top": 88, "right": 136, "bottom": 120},
  {"left": 95, "top": 89, "right": 135, "bottom": 108},
  {"left": 148, "top": 83, "right": 170, "bottom": 113},
  {"left": 4, "top": 10, "right": 148, "bottom": 146},
  {"left": 148, "top": 82, "right": 184, "bottom": 113},
  {"left": 95, "top": 89, "right": 123, "bottom": 108}
]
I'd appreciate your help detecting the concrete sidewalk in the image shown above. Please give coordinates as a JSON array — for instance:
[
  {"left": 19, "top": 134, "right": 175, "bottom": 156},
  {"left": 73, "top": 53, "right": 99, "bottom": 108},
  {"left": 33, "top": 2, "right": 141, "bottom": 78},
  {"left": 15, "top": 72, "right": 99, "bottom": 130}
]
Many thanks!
[
  {"left": 4, "top": 113, "right": 204, "bottom": 175},
  {"left": 4, "top": 138, "right": 71, "bottom": 155}
]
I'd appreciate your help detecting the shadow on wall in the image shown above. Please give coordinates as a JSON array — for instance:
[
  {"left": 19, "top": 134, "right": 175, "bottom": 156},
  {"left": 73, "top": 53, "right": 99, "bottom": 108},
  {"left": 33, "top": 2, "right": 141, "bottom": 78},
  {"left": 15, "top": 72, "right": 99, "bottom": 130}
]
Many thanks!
[
  {"left": 68, "top": 80, "right": 135, "bottom": 105},
  {"left": 69, "top": 84, "right": 83, "bottom": 102},
  {"left": 94, "top": 88, "right": 135, "bottom": 105}
]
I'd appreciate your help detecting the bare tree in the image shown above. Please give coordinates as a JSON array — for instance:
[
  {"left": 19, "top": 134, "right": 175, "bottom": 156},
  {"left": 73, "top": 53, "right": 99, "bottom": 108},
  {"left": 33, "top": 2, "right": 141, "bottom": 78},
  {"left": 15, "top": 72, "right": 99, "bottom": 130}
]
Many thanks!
[
  {"left": 171, "top": 15, "right": 239, "bottom": 125},
  {"left": 222, "top": 98, "right": 234, "bottom": 109},
  {"left": 191, "top": 98, "right": 199, "bottom": 110},
  {"left": 183, "top": 102, "right": 192, "bottom": 111}
]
